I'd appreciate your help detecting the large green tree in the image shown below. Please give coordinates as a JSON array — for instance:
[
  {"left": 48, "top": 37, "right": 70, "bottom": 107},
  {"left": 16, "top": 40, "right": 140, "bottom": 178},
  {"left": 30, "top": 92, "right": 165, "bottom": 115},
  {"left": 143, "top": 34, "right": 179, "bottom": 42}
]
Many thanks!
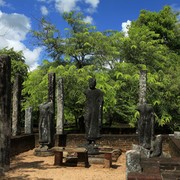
[
  {"left": 24, "top": 6, "right": 180, "bottom": 131},
  {"left": 120, "top": 6, "right": 180, "bottom": 128},
  {"left": 134, "top": 6, "right": 180, "bottom": 53},
  {"left": 32, "top": 11, "right": 122, "bottom": 69}
]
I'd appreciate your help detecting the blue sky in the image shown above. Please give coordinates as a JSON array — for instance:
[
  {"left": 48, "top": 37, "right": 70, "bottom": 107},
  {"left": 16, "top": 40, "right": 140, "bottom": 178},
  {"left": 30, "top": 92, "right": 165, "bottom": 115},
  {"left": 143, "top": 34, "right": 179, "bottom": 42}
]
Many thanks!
[{"left": 0, "top": 0, "right": 179, "bottom": 70}]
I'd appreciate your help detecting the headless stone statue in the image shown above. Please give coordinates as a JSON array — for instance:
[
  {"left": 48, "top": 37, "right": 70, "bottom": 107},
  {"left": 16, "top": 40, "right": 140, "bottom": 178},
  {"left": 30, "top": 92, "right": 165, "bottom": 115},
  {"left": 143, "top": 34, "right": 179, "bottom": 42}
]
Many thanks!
[
  {"left": 39, "top": 101, "right": 54, "bottom": 148},
  {"left": 84, "top": 78, "right": 103, "bottom": 144},
  {"left": 137, "top": 103, "right": 154, "bottom": 149}
]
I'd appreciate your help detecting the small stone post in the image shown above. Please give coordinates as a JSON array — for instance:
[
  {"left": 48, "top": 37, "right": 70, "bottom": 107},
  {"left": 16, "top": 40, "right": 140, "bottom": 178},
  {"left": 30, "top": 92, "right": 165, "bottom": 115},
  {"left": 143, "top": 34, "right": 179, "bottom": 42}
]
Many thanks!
[
  {"left": 0, "top": 55, "right": 11, "bottom": 173},
  {"left": 126, "top": 150, "right": 142, "bottom": 178},
  {"left": 139, "top": 70, "right": 147, "bottom": 105},
  {"left": 56, "top": 78, "right": 64, "bottom": 135},
  {"left": 12, "top": 74, "right": 22, "bottom": 136},
  {"left": 24, "top": 107, "right": 33, "bottom": 134}
]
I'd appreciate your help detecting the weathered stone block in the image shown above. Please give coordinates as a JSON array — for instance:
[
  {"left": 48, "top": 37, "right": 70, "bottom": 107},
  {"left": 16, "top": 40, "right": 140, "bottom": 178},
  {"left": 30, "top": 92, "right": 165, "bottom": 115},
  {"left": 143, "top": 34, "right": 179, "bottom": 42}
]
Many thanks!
[{"left": 126, "top": 150, "right": 142, "bottom": 178}]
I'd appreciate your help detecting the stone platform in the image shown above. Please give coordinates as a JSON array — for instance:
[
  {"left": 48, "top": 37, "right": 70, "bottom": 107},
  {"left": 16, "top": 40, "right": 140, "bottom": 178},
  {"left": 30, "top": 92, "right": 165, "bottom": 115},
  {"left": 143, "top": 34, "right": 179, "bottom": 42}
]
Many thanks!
[
  {"left": 64, "top": 146, "right": 121, "bottom": 168},
  {"left": 34, "top": 145, "right": 54, "bottom": 156}
]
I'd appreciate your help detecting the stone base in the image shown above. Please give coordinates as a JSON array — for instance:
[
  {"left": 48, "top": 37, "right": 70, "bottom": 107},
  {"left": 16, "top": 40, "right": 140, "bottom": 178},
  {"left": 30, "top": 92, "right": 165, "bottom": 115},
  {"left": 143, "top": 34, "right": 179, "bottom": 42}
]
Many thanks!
[
  {"left": 88, "top": 153, "right": 105, "bottom": 163},
  {"left": 34, "top": 145, "right": 54, "bottom": 157},
  {"left": 174, "top": 131, "right": 180, "bottom": 139},
  {"left": 79, "top": 143, "right": 99, "bottom": 155}
]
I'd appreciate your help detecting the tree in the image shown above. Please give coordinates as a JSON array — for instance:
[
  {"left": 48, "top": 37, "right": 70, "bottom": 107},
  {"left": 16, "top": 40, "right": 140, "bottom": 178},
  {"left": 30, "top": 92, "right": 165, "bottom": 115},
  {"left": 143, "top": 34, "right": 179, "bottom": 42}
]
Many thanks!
[
  {"left": 32, "top": 11, "right": 123, "bottom": 69},
  {"left": 27, "top": 7, "right": 180, "bottom": 131},
  {"left": 23, "top": 62, "right": 118, "bottom": 126},
  {"left": 0, "top": 48, "right": 28, "bottom": 82},
  {"left": 121, "top": 25, "right": 169, "bottom": 72},
  {"left": 134, "top": 6, "right": 180, "bottom": 54},
  {"left": 120, "top": 5, "right": 180, "bottom": 128}
]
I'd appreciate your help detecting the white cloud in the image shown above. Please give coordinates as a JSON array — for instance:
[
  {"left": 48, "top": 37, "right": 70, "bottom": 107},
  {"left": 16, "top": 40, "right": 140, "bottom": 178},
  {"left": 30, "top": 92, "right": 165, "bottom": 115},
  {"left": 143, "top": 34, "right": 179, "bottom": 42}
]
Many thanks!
[
  {"left": 121, "top": 20, "right": 131, "bottom": 37},
  {"left": 83, "top": 16, "right": 93, "bottom": 24},
  {"left": 23, "top": 47, "right": 42, "bottom": 71},
  {"left": 41, "top": 6, "right": 49, "bottom": 16},
  {"left": 42, "top": 0, "right": 100, "bottom": 16},
  {"left": 55, "top": 0, "right": 80, "bottom": 13},
  {"left": 85, "top": 0, "right": 99, "bottom": 13},
  {"left": 85, "top": 0, "right": 99, "bottom": 8},
  {"left": 0, "top": 0, "right": 6, "bottom": 6},
  {"left": 0, "top": 11, "right": 42, "bottom": 70}
]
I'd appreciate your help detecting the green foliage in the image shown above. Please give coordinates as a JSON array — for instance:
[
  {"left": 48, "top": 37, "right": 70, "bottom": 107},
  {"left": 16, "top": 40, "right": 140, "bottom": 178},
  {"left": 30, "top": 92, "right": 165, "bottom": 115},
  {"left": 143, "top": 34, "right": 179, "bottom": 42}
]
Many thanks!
[
  {"left": 22, "top": 66, "right": 48, "bottom": 110},
  {"left": 135, "top": 6, "right": 180, "bottom": 53},
  {"left": 0, "top": 48, "right": 28, "bottom": 82},
  {"left": 111, "top": 62, "right": 139, "bottom": 126},
  {"left": 23, "top": 63, "right": 118, "bottom": 123},
  {"left": 33, "top": 11, "right": 123, "bottom": 69},
  {"left": 32, "top": 18, "right": 64, "bottom": 60},
  {"left": 27, "top": 7, "right": 180, "bottom": 130},
  {"left": 120, "top": 5, "right": 180, "bottom": 129}
]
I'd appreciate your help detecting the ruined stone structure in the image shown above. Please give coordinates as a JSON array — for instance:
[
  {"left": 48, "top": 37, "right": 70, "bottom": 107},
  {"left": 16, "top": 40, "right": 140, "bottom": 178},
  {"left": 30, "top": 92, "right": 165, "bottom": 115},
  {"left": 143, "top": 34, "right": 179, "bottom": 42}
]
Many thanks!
[
  {"left": 56, "top": 77, "right": 64, "bottom": 135},
  {"left": 0, "top": 55, "right": 11, "bottom": 173},
  {"left": 12, "top": 74, "right": 22, "bottom": 136}
]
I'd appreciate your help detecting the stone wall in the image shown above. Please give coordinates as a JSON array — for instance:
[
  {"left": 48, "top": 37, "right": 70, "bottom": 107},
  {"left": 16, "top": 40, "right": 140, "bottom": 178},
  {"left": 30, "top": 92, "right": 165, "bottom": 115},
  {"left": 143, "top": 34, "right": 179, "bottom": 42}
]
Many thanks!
[
  {"left": 169, "top": 136, "right": 180, "bottom": 157},
  {"left": 11, "top": 134, "right": 171, "bottom": 157},
  {"left": 10, "top": 134, "right": 35, "bottom": 157},
  {"left": 66, "top": 134, "right": 138, "bottom": 152},
  {"left": 55, "top": 134, "right": 170, "bottom": 153}
]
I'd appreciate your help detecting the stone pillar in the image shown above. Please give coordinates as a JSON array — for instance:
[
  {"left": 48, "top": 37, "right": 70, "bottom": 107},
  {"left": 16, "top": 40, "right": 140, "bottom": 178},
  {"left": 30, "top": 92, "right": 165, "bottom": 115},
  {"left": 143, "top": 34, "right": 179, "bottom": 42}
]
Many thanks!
[
  {"left": 24, "top": 107, "right": 33, "bottom": 134},
  {"left": 48, "top": 73, "right": 55, "bottom": 145},
  {"left": 56, "top": 78, "right": 64, "bottom": 135},
  {"left": 48, "top": 73, "right": 56, "bottom": 107},
  {"left": 139, "top": 70, "right": 147, "bottom": 105},
  {"left": 0, "top": 55, "right": 11, "bottom": 173},
  {"left": 12, "top": 74, "right": 22, "bottom": 136}
]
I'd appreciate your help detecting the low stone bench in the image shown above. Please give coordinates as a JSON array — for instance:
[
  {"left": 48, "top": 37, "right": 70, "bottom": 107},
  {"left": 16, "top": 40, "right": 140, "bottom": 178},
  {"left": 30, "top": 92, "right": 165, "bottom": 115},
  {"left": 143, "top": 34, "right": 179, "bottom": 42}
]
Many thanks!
[
  {"left": 99, "top": 150, "right": 115, "bottom": 168},
  {"left": 51, "top": 147, "right": 89, "bottom": 167}
]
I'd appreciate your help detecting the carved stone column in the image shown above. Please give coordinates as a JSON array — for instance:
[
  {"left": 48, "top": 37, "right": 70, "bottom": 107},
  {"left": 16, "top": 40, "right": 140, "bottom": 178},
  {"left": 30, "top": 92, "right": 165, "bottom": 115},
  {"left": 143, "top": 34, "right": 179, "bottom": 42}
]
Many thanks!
[
  {"left": 56, "top": 78, "right": 64, "bottom": 135},
  {"left": 139, "top": 70, "right": 147, "bottom": 105},
  {"left": 0, "top": 55, "right": 11, "bottom": 173},
  {"left": 48, "top": 73, "right": 55, "bottom": 107},
  {"left": 12, "top": 74, "right": 22, "bottom": 136},
  {"left": 24, "top": 107, "right": 33, "bottom": 134}
]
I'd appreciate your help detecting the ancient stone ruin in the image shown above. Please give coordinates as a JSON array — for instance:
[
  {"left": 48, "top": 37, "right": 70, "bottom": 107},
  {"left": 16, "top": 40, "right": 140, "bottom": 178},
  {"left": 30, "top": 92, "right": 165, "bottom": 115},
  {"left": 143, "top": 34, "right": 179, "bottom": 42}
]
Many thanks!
[
  {"left": 0, "top": 55, "right": 11, "bottom": 174},
  {"left": 126, "top": 70, "right": 163, "bottom": 178}
]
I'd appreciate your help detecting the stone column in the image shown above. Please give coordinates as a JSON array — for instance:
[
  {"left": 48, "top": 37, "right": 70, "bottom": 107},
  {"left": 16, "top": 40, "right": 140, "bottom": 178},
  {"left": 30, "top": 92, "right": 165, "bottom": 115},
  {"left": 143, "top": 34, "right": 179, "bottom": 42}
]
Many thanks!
[
  {"left": 0, "top": 55, "right": 11, "bottom": 173},
  {"left": 56, "top": 78, "right": 64, "bottom": 135},
  {"left": 48, "top": 73, "right": 55, "bottom": 145},
  {"left": 12, "top": 74, "right": 22, "bottom": 136},
  {"left": 24, "top": 107, "right": 33, "bottom": 134},
  {"left": 48, "top": 73, "right": 56, "bottom": 107},
  {"left": 139, "top": 70, "right": 147, "bottom": 104}
]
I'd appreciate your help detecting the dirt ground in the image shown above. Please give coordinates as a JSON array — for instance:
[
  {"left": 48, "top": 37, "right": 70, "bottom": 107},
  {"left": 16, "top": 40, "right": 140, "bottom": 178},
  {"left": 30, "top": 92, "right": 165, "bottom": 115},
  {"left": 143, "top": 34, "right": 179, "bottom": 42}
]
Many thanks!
[{"left": 1, "top": 149, "right": 126, "bottom": 180}]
